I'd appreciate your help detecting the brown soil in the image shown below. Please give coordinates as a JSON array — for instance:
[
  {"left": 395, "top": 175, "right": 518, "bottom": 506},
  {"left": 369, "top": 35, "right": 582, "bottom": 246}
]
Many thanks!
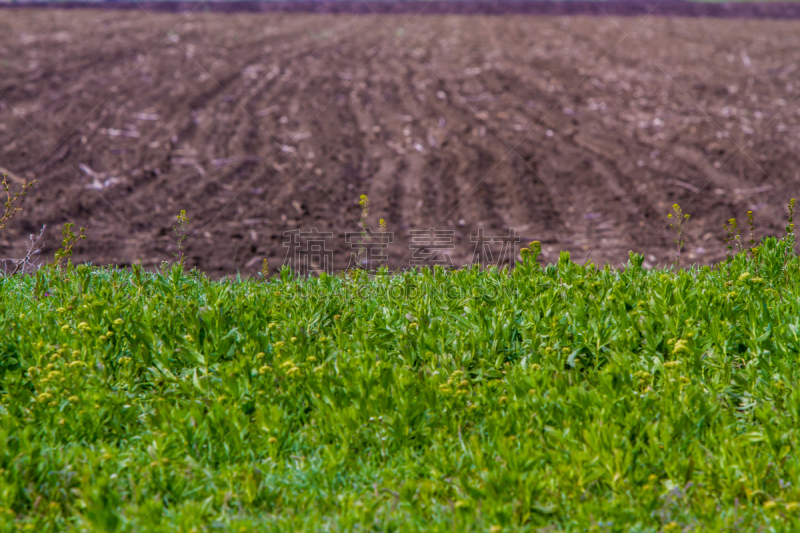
[
  {"left": 6, "top": 2, "right": 800, "bottom": 19},
  {"left": 1, "top": 9, "right": 800, "bottom": 275}
]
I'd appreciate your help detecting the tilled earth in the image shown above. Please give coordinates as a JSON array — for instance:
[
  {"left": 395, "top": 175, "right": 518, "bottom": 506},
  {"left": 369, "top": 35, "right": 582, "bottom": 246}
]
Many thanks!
[{"left": 1, "top": 9, "right": 800, "bottom": 275}]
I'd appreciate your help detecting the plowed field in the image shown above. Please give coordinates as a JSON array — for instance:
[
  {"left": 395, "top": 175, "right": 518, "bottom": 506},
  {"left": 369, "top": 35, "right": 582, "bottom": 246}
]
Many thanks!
[{"left": 2, "top": 9, "right": 800, "bottom": 275}]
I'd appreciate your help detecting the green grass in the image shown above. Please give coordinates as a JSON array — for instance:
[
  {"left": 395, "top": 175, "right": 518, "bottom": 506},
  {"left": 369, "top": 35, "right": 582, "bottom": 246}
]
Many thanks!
[{"left": 3, "top": 235, "right": 800, "bottom": 532}]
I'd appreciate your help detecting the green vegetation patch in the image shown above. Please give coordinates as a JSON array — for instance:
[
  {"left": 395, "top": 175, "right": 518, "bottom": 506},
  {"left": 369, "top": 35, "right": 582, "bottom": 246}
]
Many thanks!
[{"left": 3, "top": 233, "right": 800, "bottom": 531}]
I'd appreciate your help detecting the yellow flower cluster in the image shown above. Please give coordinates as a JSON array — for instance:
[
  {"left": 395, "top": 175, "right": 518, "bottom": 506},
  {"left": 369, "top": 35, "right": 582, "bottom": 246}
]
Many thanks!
[
  {"left": 671, "top": 340, "right": 690, "bottom": 356},
  {"left": 438, "top": 370, "right": 471, "bottom": 396}
]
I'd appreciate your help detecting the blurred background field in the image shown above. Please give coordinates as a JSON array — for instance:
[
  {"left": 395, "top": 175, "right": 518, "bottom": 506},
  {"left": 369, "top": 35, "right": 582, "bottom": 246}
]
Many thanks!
[{"left": 3, "top": 6, "right": 800, "bottom": 275}]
